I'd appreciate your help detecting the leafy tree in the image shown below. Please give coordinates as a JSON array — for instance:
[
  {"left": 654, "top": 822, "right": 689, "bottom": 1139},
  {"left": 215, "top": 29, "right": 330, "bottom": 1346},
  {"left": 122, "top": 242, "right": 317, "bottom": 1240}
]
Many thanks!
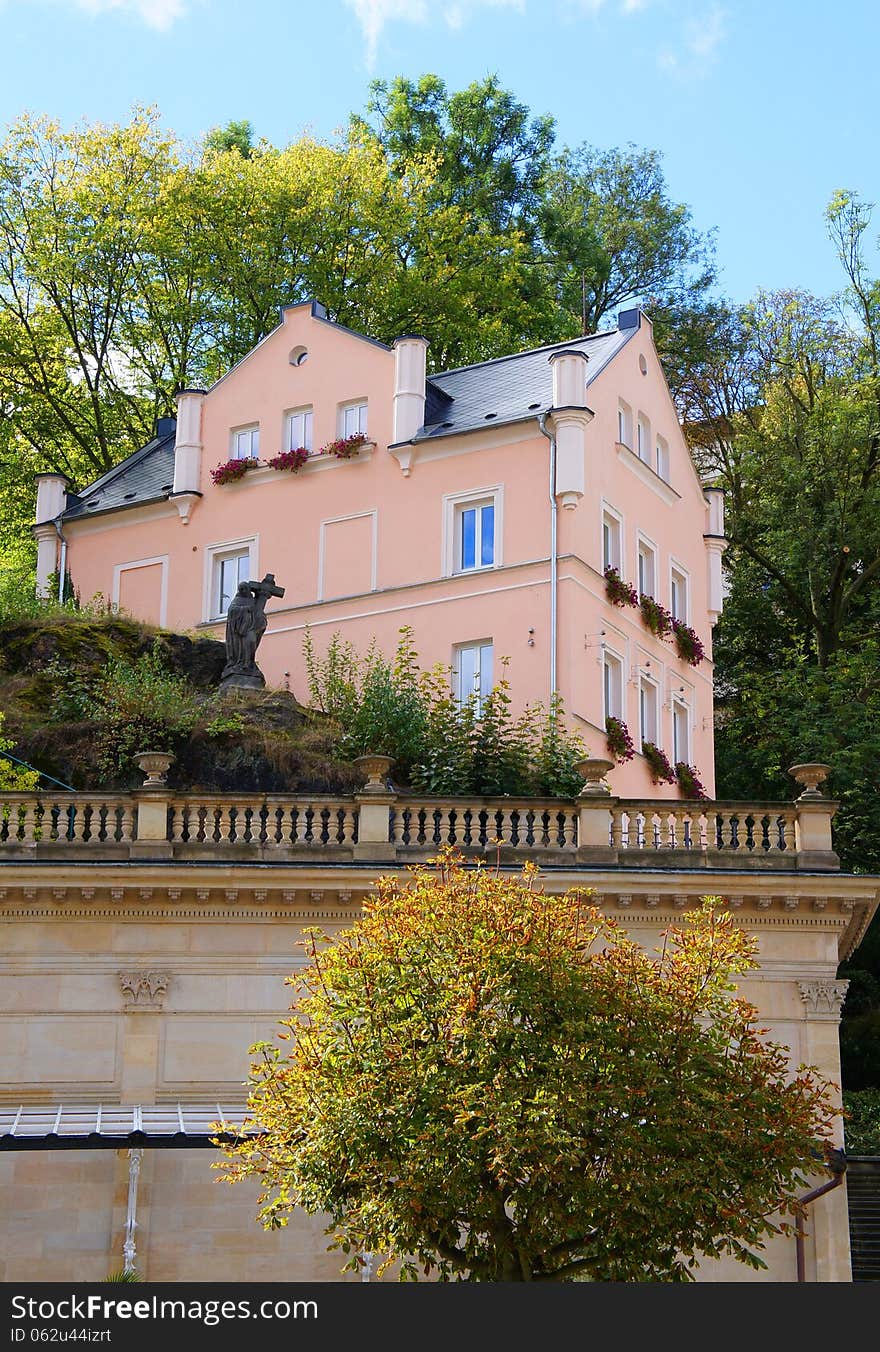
[
  {"left": 0, "top": 710, "right": 39, "bottom": 790},
  {"left": 219, "top": 854, "right": 836, "bottom": 1282},
  {"left": 205, "top": 120, "right": 256, "bottom": 159},
  {"left": 538, "top": 144, "right": 716, "bottom": 342},
  {"left": 351, "top": 74, "right": 555, "bottom": 236}
]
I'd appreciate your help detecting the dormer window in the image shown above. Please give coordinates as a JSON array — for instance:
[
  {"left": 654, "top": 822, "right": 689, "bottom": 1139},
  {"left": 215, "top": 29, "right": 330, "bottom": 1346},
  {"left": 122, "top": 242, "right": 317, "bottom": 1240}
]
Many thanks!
[
  {"left": 286, "top": 407, "right": 313, "bottom": 453},
  {"left": 231, "top": 426, "right": 259, "bottom": 460},
  {"left": 340, "top": 402, "right": 368, "bottom": 438}
]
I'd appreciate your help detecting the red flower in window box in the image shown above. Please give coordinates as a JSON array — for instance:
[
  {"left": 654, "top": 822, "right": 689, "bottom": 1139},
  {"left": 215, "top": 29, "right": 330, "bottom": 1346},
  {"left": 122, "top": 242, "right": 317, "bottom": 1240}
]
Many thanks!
[
  {"left": 268, "top": 447, "right": 310, "bottom": 473},
  {"left": 320, "top": 433, "right": 368, "bottom": 460},
  {"left": 675, "top": 761, "right": 708, "bottom": 800},
  {"left": 639, "top": 593, "right": 673, "bottom": 638},
  {"left": 603, "top": 567, "right": 638, "bottom": 608},
  {"left": 605, "top": 716, "right": 636, "bottom": 764},
  {"left": 642, "top": 741, "right": 677, "bottom": 785},
  {"left": 211, "top": 457, "right": 259, "bottom": 486},
  {"left": 672, "top": 619, "right": 706, "bottom": 666}
]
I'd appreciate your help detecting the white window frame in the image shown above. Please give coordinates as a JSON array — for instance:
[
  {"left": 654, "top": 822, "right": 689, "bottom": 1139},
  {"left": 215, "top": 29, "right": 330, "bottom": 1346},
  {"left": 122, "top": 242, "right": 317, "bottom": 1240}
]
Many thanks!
[
  {"left": 339, "top": 400, "right": 368, "bottom": 439},
  {"left": 204, "top": 536, "right": 258, "bottom": 622},
  {"left": 230, "top": 424, "right": 259, "bottom": 461},
  {"left": 656, "top": 435, "right": 670, "bottom": 483},
  {"left": 442, "top": 486, "right": 503, "bottom": 577},
  {"left": 639, "top": 674, "right": 660, "bottom": 751},
  {"left": 672, "top": 697, "right": 691, "bottom": 766},
  {"left": 453, "top": 639, "right": 493, "bottom": 714},
  {"left": 602, "top": 648, "right": 625, "bottom": 723},
  {"left": 617, "top": 400, "right": 633, "bottom": 450},
  {"left": 601, "top": 502, "right": 624, "bottom": 574},
  {"left": 637, "top": 413, "right": 652, "bottom": 465},
  {"left": 284, "top": 406, "right": 313, "bottom": 454},
  {"left": 112, "top": 555, "right": 169, "bottom": 628},
  {"left": 637, "top": 533, "right": 658, "bottom": 599},
  {"left": 670, "top": 561, "right": 690, "bottom": 623}
]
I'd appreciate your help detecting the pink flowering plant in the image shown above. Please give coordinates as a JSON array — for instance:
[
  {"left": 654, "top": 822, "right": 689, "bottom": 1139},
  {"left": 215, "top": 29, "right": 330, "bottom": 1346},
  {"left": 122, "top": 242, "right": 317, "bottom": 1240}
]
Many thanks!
[
  {"left": 605, "top": 716, "right": 636, "bottom": 764},
  {"left": 211, "top": 457, "right": 259, "bottom": 486},
  {"left": 603, "top": 567, "right": 638, "bottom": 608},
  {"left": 268, "top": 447, "right": 310, "bottom": 473},
  {"left": 642, "top": 741, "right": 677, "bottom": 785},
  {"left": 672, "top": 620, "right": 706, "bottom": 667},
  {"left": 675, "top": 762, "right": 708, "bottom": 800},
  {"left": 639, "top": 593, "right": 673, "bottom": 639},
  {"left": 320, "top": 433, "right": 368, "bottom": 460}
]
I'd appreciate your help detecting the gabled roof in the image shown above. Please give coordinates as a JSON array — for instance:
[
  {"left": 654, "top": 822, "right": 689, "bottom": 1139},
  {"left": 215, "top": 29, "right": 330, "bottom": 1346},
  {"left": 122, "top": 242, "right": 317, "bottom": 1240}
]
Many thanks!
[
  {"left": 61, "top": 313, "right": 639, "bottom": 521},
  {"left": 413, "top": 323, "right": 633, "bottom": 443},
  {"left": 62, "top": 422, "right": 176, "bottom": 522}
]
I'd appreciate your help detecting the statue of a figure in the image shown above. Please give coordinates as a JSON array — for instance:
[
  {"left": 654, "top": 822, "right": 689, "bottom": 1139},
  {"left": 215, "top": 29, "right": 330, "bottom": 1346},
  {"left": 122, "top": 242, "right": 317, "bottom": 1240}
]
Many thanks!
[{"left": 220, "top": 572, "right": 285, "bottom": 692}]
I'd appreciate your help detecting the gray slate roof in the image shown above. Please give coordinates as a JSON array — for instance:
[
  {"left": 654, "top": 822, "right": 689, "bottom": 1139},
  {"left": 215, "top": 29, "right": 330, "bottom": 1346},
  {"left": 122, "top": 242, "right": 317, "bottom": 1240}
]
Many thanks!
[
  {"left": 416, "top": 324, "right": 631, "bottom": 443},
  {"left": 62, "top": 425, "right": 176, "bottom": 522},
  {"left": 62, "top": 320, "right": 634, "bottom": 521}
]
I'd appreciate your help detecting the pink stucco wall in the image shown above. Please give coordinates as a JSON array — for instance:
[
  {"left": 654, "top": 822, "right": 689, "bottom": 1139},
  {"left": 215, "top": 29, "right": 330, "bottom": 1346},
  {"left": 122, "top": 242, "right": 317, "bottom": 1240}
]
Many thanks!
[{"left": 59, "top": 303, "right": 719, "bottom": 797}]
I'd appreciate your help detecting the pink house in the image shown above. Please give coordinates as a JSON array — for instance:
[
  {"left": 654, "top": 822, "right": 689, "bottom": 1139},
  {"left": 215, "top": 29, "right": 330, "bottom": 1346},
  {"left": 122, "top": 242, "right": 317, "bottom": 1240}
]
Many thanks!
[{"left": 33, "top": 300, "right": 726, "bottom": 797}]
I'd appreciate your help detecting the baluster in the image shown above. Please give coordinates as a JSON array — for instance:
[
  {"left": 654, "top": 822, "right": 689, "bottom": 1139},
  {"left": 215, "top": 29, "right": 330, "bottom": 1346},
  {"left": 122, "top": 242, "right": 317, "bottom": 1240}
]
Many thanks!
[
  {"left": 338, "top": 806, "right": 354, "bottom": 845},
  {"left": 22, "top": 798, "right": 38, "bottom": 844},
  {"left": 119, "top": 798, "right": 134, "bottom": 843}
]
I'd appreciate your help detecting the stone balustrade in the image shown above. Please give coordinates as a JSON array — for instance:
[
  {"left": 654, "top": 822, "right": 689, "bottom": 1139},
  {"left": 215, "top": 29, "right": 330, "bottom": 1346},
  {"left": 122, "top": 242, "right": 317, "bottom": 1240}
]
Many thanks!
[{"left": 0, "top": 785, "right": 839, "bottom": 870}]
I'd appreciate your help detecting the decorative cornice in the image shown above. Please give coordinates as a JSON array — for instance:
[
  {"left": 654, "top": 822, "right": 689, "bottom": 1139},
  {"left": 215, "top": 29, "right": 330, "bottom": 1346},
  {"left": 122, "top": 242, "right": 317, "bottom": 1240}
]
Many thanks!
[
  {"left": 119, "top": 970, "right": 169, "bottom": 1011},
  {"left": 797, "top": 979, "right": 849, "bottom": 1020}
]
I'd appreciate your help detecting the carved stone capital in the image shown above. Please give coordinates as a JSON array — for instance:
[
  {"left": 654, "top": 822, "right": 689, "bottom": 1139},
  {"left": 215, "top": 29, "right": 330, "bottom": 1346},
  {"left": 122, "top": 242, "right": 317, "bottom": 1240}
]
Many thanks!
[
  {"left": 797, "top": 979, "right": 849, "bottom": 1020},
  {"left": 119, "top": 970, "right": 169, "bottom": 1011}
]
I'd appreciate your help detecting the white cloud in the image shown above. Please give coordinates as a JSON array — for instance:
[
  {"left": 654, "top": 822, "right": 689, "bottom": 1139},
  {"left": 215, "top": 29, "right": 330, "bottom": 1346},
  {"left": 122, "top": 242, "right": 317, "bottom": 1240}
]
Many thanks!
[
  {"left": 345, "top": 0, "right": 524, "bottom": 67},
  {"left": 23, "top": 0, "right": 188, "bottom": 29},
  {"left": 685, "top": 4, "right": 726, "bottom": 60},
  {"left": 657, "top": 5, "right": 727, "bottom": 75}
]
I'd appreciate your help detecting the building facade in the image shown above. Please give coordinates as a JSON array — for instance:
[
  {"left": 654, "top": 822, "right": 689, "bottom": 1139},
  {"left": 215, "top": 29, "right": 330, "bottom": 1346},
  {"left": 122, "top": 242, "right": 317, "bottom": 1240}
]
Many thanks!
[{"left": 33, "top": 301, "right": 725, "bottom": 798}]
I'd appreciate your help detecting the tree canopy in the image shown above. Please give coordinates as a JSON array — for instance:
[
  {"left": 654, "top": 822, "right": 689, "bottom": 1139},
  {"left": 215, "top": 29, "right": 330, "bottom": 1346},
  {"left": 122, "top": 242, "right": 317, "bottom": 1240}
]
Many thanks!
[{"left": 219, "top": 854, "right": 835, "bottom": 1282}]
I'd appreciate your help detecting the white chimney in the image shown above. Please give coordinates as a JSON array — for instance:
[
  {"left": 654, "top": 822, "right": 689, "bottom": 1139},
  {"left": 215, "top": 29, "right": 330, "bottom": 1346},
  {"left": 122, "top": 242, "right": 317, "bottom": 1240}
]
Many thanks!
[
  {"left": 171, "top": 388, "right": 206, "bottom": 523},
  {"left": 548, "top": 350, "right": 593, "bottom": 510},
  {"left": 33, "top": 473, "right": 68, "bottom": 598},
  {"left": 392, "top": 336, "right": 429, "bottom": 443},
  {"left": 703, "top": 485, "right": 728, "bottom": 625}
]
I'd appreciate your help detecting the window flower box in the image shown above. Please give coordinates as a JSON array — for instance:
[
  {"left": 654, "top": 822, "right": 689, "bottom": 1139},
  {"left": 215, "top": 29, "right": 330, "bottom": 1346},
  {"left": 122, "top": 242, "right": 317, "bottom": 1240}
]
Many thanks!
[
  {"left": 642, "top": 741, "right": 677, "bottom": 784},
  {"left": 604, "top": 566, "right": 638, "bottom": 608},
  {"left": 319, "top": 433, "right": 369, "bottom": 460},
  {"left": 639, "top": 593, "right": 673, "bottom": 639},
  {"left": 267, "top": 447, "right": 310, "bottom": 473},
  {"left": 672, "top": 619, "right": 705, "bottom": 666},
  {"left": 605, "top": 716, "right": 636, "bottom": 764},
  {"left": 211, "top": 457, "right": 260, "bottom": 486},
  {"left": 675, "top": 761, "right": 708, "bottom": 800}
]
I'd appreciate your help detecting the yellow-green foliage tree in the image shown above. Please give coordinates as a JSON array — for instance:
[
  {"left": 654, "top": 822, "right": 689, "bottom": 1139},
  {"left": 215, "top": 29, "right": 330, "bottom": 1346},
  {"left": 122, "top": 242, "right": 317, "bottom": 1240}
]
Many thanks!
[
  {"left": 220, "top": 852, "right": 837, "bottom": 1282},
  {"left": 0, "top": 712, "right": 38, "bottom": 790}
]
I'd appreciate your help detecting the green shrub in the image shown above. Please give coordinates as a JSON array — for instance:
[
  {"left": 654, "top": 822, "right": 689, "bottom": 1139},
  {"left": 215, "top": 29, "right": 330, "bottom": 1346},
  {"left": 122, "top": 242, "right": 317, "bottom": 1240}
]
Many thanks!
[
  {"left": 89, "top": 641, "right": 203, "bottom": 777},
  {"left": 843, "top": 1088, "right": 880, "bottom": 1155},
  {"left": 303, "top": 627, "right": 586, "bottom": 796},
  {"left": 0, "top": 711, "right": 39, "bottom": 790}
]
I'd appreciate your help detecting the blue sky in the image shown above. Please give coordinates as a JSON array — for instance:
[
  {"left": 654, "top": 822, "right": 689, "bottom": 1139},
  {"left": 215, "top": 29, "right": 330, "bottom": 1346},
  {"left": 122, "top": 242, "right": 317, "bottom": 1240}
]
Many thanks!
[{"left": 2, "top": 0, "right": 877, "bottom": 306}]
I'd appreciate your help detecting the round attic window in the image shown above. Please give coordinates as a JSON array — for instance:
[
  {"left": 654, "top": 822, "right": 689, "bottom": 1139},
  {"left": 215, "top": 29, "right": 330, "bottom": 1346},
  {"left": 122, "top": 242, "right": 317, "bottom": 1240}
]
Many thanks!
[
  {"left": 289, "top": 346, "right": 308, "bottom": 367},
  {"left": 639, "top": 353, "right": 648, "bottom": 375}
]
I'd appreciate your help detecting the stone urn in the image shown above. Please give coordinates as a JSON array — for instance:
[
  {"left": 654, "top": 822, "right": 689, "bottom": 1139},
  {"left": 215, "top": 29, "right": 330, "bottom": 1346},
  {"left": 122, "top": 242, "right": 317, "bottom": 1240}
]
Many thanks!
[
  {"left": 353, "top": 753, "right": 395, "bottom": 794},
  {"left": 575, "top": 758, "right": 615, "bottom": 797},
  {"left": 134, "top": 751, "right": 174, "bottom": 788},
  {"left": 788, "top": 763, "right": 832, "bottom": 799}
]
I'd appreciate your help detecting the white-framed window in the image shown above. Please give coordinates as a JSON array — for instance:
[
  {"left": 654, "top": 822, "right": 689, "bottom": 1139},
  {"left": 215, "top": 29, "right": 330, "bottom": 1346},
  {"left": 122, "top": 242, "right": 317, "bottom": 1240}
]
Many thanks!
[
  {"left": 637, "top": 414, "right": 651, "bottom": 465},
  {"left": 285, "top": 407, "right": 313, "bottom": 453},
  {"left": 454, "top": 640, "right": 493, "bottom": 714},
  {"left": 670, "top": 564, "right": 689, "bottom": 622},
  {"left": 672, "top": 698, "right": 690, "bottom": 766},
  {"left": 603, "top": 650, "right": 624, "bottom": 722},
  {"left": 617, "top": 400, "right": 633, "bottom": 449},
  {"left": 656, "top": 436, "right": 670, "bottom": 482},
  {"left": 637, "top": 536, "right": 657, "bottom": 598},
  {"left": 231, "top": 425, "right": 259, "bottom": 460},
  {"left": 639, "top": 676, "right": 659, "bottom": 749},
  {"left": 443, "top": 487, "right": 503, "bottom": 577},
  {"left": 602, "top": 506, "right": 623, "bottom": 573},
  {"left": 212, "top": 549, "right": 250, "bottom": 619},
  {"left": 340, "top": 401, "right": 368, "bottom": 438}
]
